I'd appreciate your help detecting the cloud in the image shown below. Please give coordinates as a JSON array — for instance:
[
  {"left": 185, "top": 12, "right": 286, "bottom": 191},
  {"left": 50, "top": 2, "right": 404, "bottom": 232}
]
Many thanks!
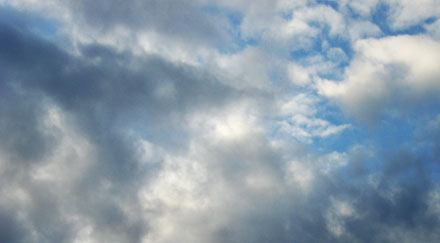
[
  {"left": 386, "top": 0, "right": 440, "bottom": 30},
  {"left": 277, "top": 93, "right": 350, "bottom": 143},
  {"left": 347, "top": 20, "right": 382, "bottom": 40},
  {"left": 340, "top": 0, "right": 380, "bottom": 17},
  {"left": 317, "top": 35, "right": 440, "bottom": 123},
  {"left": 287, "top": 62, "right": 312, "bottom": 86},
  {"left": 1, "top": 1, "right": 440, "bottom": 243},
  {"left": 0, "top": 16, "right": 239, "bottom": 242}
]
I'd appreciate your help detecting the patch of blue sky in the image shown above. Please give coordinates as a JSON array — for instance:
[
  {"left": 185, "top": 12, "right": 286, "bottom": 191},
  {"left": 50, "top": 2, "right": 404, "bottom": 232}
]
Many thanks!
[
  {"left": 375, "top": 119, "right": 416, "bottom": 150},
  {"left": 202, "top": 4, "right": 258, "bottom": 54},
  {"left": 319, "top": 25, "right": 353, "bottom": 60},
  {"left": 425, "top": 16, "right": 438, "bottom": 25},
  {"left": 326, "top": 36, "right": 352, "bottom": 60},
  {"left": 363, "top": 103, "right": 440, "bottom": 158},
  {"left": 333, "top": 100, "right": 440, "bottom": 177},
  {"left": 0, "top": 6, "right": 58, "bottom": 37},
  {"left": 33, "top": 17, "right": 58, "bottom": 37},
  {"left": 288, "top": 40, "right": 351, "bottom": 81},
  {"left": 344, "top": 3, "right": 362, "bottom": 19},
  {"left": 202, "top": 4, "right": 242, "bottom": 27},
  {"left": 288, "top": 32, "right": 323, "bottom": 61},
  {"left": 293, "top": 102, "right": 439, "bottom": 160},
  {"left": 315, "top": 0, "right": 339, "bottom": 11},
  {"left": 409, "top": 133, "right": 440, "bottom": 183},
  {"left": 316, "top": 69, "right": 345, "bottom": 82},
  {"left": 289, "top": 48, "right": 318, "bottom": 61},
  {"left": 313, "top": 127, "right": 365, "bottom": 153},
  {"left": 426, "top": 156, "right": 440, "bottom": 182},
  {"left": 371, "top": 2, "right": 430, "bottom": 36},
  {"left": 310, "top": 103, "right": 364, "bottom": 153},
  {"left": 289, "top": 24, "right": 352, "bottom": 58},
  {"left": 265, "top": 96, "right": 362, "bottom": 153}
]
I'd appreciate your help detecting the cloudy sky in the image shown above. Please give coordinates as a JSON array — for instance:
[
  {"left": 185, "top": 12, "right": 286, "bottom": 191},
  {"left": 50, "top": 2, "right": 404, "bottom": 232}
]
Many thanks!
[{"left": 1, "top": 0, "right": 440, "bottom": 242}]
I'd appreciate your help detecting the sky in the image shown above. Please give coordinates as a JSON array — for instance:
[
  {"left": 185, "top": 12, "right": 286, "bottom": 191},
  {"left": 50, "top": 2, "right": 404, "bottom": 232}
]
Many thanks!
[{"left": 0, "top": 0, "right": 440, "bottom": 242}]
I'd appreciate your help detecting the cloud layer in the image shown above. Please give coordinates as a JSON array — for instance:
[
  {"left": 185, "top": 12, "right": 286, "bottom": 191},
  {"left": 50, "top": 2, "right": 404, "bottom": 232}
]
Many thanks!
[{"left": 0, "top": 1, "right": 440, "bottom": 242}]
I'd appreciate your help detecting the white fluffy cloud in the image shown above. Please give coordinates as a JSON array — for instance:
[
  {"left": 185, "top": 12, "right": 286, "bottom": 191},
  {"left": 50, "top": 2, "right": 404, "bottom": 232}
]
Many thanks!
[
  {"left": 317, "top": 35, "right": 440, "bottom": 122},
  {"left": 386, "top": 0, "right": 440, "bottom": 30}
]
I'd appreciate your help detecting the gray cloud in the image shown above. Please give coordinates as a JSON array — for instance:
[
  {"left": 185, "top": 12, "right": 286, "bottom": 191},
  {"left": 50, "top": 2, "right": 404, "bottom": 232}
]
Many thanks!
[
  {"left": 1, "top": 2, "right": 440, "bottom": 243},
  {"left": 66, "top": 0, "right": 227, "bottom": 45},
  {"left": 0, "top": 16, "right": 239, "bottom": 242}
]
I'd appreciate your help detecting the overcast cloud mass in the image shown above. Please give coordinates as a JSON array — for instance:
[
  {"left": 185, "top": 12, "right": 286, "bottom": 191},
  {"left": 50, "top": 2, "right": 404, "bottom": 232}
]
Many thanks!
[{"left": 0, "top": 0, "right": 440, "bottom": 242}]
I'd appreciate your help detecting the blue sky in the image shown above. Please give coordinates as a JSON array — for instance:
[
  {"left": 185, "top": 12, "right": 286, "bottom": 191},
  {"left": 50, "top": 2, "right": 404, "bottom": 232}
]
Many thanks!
[{"left": 0, "top": 0, "right": 440, "bottom": 242}]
